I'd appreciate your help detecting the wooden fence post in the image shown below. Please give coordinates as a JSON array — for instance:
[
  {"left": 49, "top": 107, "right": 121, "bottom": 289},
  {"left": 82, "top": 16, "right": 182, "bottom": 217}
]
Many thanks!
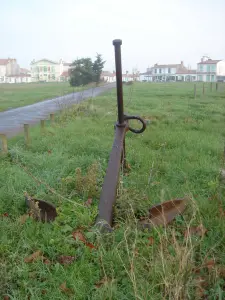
[
  {"left": 216, "top": 82, "right": 218, "bottom": 91},
  {"left": 40, "top": 120, "right": 45, "bottom": 133},
  {"left": 194, "top": 84, "right": 196, "bottom": 99},
  {"left": 24, "top": 124, "right": 30, "bottom": 147},
  {"left": 210, "top": 82, "right": 213, "bottom": 92},
  {"left": 203, "top": 83, "right": 205, "bottom": 95},
  {"left": 0, "top": 134, "right": 8, "bottom": 154},
  {"left": 50, "top": 113, "right": 55, "bottom": 126}
]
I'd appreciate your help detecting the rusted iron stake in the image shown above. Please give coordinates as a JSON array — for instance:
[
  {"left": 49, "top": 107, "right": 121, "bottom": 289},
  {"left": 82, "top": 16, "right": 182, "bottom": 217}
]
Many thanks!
[{"left": 95, "top": 39, "right": 146, "bottom": 232}]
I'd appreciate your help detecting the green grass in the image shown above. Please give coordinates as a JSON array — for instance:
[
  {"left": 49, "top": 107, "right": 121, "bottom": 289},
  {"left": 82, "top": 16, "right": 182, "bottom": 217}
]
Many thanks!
[
  {"left": 0, "top": 82, "right": 86, "bottom": 111},
  {"left": 1, "top": 82, "right": 225, "bottom": 299}
]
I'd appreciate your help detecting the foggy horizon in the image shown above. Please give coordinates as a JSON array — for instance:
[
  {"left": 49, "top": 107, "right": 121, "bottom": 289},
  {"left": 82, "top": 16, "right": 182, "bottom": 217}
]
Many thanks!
[{"left": 1, "top": 0, "right": 225, "bottom": 72}]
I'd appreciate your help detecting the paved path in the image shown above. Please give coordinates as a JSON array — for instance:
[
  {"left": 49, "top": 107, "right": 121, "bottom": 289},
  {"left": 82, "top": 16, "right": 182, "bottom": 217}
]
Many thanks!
[{"left": 0, "top": 83, "right": 116, "bottom": 138}]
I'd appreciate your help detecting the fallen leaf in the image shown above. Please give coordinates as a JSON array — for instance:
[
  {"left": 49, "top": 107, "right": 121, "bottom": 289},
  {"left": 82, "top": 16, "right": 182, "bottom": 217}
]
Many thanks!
[
  {"left": 47, "top": 150, "right": 52, "bottom": 154},
  {"left": 205, "top": 259, "right": 215, "bottom": 270},
  {"left": 24, "top": 250, "right": 42, "bottom": 263},
  {"left": 43, "top": 257, "right": 51, "bottom": 264},
  {"left": 140, "top": 198, "right": 188, "bottom": 227},
  {"left": 148, "top": 237, "right": 154, "bottom": 246},
  {"left": 3, "top": 296, "right": 10, "bottom": 300},
  {"left": 19, "top": 214, "right": 29, "bottom": 224},
  {"left": 195, "top": 276, "right": 208, "bottom": 299},
  {"left": 58, "top": 255, "right": 77, "bottom": 265},
  {"left": 84, "top": 198, "right": 92, "bottom": 207},
  {"left": 219, "top": 207, "right": 225, "bottom": 217},
  {"left": 2, "top": 212, "right": 9, "bottom": 217},
  {"left": 86, "top": 242, "right": 95, "bottom": 249},
  {"left": 72, "top": 230, "right": 86, "bottom": 243},
  {"left": 59, "top": 282, "right": 73, "bottom": 294},
  {"left": 95, "top": 277, "right": 111, "bottom": 288},
  {"left": 184, "top": 224, "right": 207, "bottom": 238},
  {"left": 218, "top": 266, "right": 225, "bottom": 278},
  {"left": 134, "top": 248, "right": 139, "bottom": 257},
  {"left": 41, "top": 290, "right": 47, "bottom": 295},
  {"left": 72, "top": 229, "right": 96, "bottom": 249}
]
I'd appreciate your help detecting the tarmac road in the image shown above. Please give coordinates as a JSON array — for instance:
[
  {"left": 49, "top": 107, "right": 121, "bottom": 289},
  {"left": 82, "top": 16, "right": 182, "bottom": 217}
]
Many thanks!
[{"left": 0, "top": 83, "right": 116, "bottom": 138}]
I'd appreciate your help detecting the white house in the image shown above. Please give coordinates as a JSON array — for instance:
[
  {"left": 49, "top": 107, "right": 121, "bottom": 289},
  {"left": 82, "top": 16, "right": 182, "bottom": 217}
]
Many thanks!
[
  {"left": 176, "top": 69, "right": 197, "bottom": 81},
  {"left": 6, "top": 74, "right": 31, "bottom": 84},
  {"left": 197, "top": 56, "right": 225, "bottom": 82},
  {"left": 0, "top": 58, "right": 20, "bottom": 83},
  {"left": 151, "top": 62, "right": 186, "bottom": 81},
  {"left": 30, "top": 59, "right": 71, "bottom": 82},
  {"left": 101, "top": 71, "right": 116, "bottom": 82}
]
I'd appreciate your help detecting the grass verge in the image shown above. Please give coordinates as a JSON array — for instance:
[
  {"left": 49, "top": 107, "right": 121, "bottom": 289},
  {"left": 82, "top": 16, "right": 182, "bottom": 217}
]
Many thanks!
[{"left": 1, "top": 82, "right": 225, "bottom": 299}]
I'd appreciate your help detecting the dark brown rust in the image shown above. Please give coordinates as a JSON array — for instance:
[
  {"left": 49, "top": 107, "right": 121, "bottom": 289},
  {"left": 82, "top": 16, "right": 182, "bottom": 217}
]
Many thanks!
[
  {"left": 113, "top": 39, "right": 125, "bottom": 126},
  {"left": 95, "top": 39, "right": 146, "bottom": 232}
]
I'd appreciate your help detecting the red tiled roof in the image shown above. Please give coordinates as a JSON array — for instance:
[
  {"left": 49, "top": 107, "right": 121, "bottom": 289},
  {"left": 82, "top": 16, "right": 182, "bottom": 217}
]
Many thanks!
[
  {"left": 60, "top": 71, "right": 69, "bottom": 77},
  {"left": 154, "top": 64, "right": 181, "bottom": 68},
  {"left": 176, "top": 69, "right": 196, "bottom": 74},
  {"left": 0, "top": 59, "right": 9, "bottom": 65},
  {"left": 20, "top": 68, "right": 30, "bottom": 74},
  {"left": 198, "top": 59, "right": 221, "bottom": 65}
]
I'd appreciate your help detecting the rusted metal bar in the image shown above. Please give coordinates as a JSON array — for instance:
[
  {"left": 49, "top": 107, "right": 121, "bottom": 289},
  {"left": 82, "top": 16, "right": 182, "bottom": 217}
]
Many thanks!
[
  {"left": 95, "top": 39, "right": 146, "bottom": 232},
  {"left": 113, "top": 39, "right": 125, "bottom": 126}
]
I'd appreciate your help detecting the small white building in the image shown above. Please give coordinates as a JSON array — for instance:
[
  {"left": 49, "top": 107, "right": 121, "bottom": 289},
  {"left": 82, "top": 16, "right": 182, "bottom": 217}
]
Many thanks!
[
  {"left": 30, "top": 59, "right": 71, "bottom": 82},
  {"left": 6, "top": 74, "right": 31, "bottom": 83},
  {"left": 197, "top": 56, "right": 225, "bottom": 82},
  {"left": 101, "top": 71, "right": 116, "bottom": 82}
]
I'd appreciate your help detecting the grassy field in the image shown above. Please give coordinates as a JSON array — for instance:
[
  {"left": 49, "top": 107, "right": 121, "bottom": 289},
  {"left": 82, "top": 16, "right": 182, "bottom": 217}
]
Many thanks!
[
  {"left": 0, "top": 82, "right": 85, "bottom": 112},
  {"left": 1, "top": 82, "right": 225, "bottom": 299}
]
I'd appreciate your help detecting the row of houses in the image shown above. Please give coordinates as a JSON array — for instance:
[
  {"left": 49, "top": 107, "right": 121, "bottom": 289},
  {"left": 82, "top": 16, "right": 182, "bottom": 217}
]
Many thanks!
[
  {"left": 140, "top": 56, "right": 225, "bottom": 82},
  {"left": 0, "top": 59, "right": 31, "bottom": 83},
  {"left": 0, "top": 58, "right": 71, "bottom": 84},
  {"left": 1, "top": 56, "right": 225, "bottom": 84}
]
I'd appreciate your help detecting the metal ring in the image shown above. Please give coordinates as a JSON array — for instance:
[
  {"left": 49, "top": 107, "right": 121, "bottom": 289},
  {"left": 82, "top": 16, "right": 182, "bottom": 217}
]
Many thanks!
[{"left": 124, "top": 115, "right": 147, "bottom": 134}]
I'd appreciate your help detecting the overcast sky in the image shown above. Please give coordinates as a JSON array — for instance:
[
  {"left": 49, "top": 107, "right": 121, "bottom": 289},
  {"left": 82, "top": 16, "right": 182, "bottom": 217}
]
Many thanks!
[{"left": 1, "top": 0, "right": 224, "bottom": 72}]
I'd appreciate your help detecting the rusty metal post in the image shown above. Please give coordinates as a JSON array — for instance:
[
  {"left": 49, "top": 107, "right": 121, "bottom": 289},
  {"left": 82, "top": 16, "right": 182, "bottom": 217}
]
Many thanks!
[
  {"left": 95, "top": 39, "right": 146, "bottom": 232},
  {"left": 24, "top": 124, "right": 30, "bottom": 147},
  {"left": 50, "top": 113, "right": 55, "bottom": 126},
  {"left": 194, "top": 84, "right": 196, "bottom": 99},
  {"left": 203, "top": 83, "right": 205, "bottom": 95},
  {"left": 113, "top": 39, "right": 125, "bottom": 126},
  {"left": 40, "top": 120, "right": 45, "bottom": 133}
]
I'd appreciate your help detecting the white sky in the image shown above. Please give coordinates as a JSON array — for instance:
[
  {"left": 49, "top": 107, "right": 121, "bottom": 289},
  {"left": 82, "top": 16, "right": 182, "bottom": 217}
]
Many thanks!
[{"left": 1, "top": 0, "right": 225, "bottom": 72}]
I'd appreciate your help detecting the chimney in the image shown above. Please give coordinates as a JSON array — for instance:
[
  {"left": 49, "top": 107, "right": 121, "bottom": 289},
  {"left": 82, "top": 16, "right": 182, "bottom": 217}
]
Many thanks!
[{"left": 181, "top": 61, "right": 184, "bottom": 67}]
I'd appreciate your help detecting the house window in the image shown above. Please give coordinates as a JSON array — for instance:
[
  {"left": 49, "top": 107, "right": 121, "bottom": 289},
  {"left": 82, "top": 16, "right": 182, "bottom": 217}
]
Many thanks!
[
  {"left": 200, "top": 65, "right": 203, "bottom": 72},
  {"left": 168, "top": 68, "right": 171, "bottom": 73},
  {"left": 206, "top": 75, "right": 210, "bottom": 81},
  {"left": 159, "top": 69, "right": 162, "bottom": 74},
  {"left": 198, "top": 75, "right": 203, "bottom": 81},
  {"left": 44, "top": 66, "right": 47, "bottom": 72},
  {"left": 154, "top": 69, "right": 157, "bottom": 74},
  {"left": 51, "top": 66, "right": 55, "bottom": 72},
  {"left": 207, "top": 65, "right": 210, "bottom": 72},
  {"left": 211, "top": 75, "right": 215, "bottom": 81},
  {"left": 211, "top": 65, "right": 216, "bottom": 72}
]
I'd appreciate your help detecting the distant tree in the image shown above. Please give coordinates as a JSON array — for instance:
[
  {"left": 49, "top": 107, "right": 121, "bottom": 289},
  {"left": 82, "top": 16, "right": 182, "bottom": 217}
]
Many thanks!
[
  {"left": 70, "top": 58, "right": 94, "bottom": 87},
  {"left": 92, "top": 53, "right": 106, "bottom": 85}
]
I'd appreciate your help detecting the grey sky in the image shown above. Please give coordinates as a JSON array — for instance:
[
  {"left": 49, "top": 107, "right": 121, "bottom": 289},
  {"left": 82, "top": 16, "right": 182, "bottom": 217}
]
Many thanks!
[{"left": 1, "top": 0, "right": 224, "bottom": 72}]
